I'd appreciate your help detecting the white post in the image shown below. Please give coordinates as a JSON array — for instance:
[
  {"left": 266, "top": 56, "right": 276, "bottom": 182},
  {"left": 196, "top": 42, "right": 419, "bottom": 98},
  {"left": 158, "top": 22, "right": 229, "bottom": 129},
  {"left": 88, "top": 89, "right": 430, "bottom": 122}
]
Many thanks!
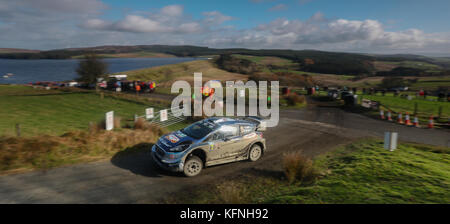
[
  {"left": 239, "top": 89, "right": 245, "bottom": 98},
  {"left": 390, "top": 132, "right": 398, "bottom": 151},
  {"left": 160, "top": 109, "right": 168, "bottom": 122},
  {"left": 106, "top": 111, "right": 114, "bottom": 131},
  {"left": 146, "top": 108, "right": 154, "bottom": 119},
  {"left": 384, "top": 132, "right": 398, "bottom": 151}
]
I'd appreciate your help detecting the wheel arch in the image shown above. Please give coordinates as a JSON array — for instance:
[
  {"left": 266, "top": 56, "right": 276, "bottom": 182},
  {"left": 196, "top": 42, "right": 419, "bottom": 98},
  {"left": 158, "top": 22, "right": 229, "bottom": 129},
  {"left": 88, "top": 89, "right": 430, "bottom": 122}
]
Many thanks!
[
  {"left": 250, "top": 141, "right": 265, "bottom": 155},
  {"left": 186, "top": 148, "right": 207, "bottom": 165}
]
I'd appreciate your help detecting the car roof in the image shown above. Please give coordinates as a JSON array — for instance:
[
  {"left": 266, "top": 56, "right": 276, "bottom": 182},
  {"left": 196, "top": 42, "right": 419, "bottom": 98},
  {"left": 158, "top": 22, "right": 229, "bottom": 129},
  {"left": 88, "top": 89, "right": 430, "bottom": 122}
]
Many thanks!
[{"left": 204, "top": 117, "right": 254, "bottom": 126}]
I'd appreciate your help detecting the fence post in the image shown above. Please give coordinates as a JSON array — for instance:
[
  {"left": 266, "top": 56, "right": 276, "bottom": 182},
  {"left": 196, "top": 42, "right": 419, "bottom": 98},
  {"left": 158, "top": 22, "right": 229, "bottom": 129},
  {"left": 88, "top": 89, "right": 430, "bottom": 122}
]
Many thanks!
[
  {"left": 134, "top": 114, "right": 138, "bottom": 122},
  {"left": 384, "top": 132, "right": 398, "bottom": 151},
  {"left": 106, "top": 111, "right": 114, "bottom": 131},
  {"left": 438, "top": 106, "right": 443, "bottom": 119},
  {"left": 16, "top": 123, "right": 21, "bottom": 137}
]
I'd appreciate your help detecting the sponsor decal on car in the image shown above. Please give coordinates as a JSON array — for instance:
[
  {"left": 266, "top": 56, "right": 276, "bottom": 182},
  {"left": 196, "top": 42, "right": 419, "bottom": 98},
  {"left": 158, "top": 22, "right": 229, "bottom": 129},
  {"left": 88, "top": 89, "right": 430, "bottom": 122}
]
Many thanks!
[
  {"left": 165, "top": 135, "right": 180, "bottom": 143},
  {"left": 176, "top": 131, "right": 187, "bottom": 138}
]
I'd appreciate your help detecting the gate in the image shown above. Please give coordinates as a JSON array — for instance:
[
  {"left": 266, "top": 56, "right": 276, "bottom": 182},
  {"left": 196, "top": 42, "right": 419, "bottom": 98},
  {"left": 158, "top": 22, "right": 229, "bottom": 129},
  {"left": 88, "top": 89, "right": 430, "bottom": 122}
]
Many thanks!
[{"left": 135, "top": 107, "right": 186, "bottom": 128}]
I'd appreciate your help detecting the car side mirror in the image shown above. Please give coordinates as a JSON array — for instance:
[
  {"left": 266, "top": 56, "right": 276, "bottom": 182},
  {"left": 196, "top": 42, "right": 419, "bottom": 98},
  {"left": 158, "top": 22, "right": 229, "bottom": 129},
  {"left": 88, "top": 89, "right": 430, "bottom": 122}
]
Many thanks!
[{"left": 223, "top": 136, "right": 232, "bottom": 142}]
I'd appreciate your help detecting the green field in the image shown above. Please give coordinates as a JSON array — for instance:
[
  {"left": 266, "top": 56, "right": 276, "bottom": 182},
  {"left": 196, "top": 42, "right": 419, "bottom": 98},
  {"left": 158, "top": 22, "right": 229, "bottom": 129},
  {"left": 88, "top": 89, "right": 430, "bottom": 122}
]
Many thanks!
[
  {"left": 382, "top": 60, "right": 443, "bottom": 72},
  {"left": 179, "top": 139, "right": 450, "bottom": 204},
  {"left": 0, "top": 85, "right": 162, "bottom": 136},
  {"left": 358, "top": 92, "right": 449, "bottom": 122}
]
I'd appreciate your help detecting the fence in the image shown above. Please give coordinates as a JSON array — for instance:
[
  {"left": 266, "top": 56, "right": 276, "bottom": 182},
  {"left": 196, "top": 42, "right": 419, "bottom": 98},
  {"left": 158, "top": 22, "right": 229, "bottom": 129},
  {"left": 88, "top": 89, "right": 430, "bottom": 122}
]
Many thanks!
[{"left": 134, "top": 106, "right": 187, "bottom": 128}]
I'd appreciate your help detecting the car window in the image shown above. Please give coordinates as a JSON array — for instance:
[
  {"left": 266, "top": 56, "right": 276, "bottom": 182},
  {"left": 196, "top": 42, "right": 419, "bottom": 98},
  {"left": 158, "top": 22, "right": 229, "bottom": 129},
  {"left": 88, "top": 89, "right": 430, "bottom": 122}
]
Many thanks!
[
  {"left": 218, "top": 125, "right": 239, "bottom": 138},
  {"left": 181, "top": 120, "right": 218, "bottom": 139},
  {"left": 240, "top": 125, "right": 254, "bottom": 136},
  {"left": 211, "top": 132, "right": 225, "bottom": 141}
]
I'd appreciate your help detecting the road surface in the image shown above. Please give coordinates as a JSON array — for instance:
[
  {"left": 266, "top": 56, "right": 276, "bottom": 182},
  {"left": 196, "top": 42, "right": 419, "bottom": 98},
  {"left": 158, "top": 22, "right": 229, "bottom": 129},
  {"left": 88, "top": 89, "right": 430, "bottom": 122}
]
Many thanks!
[{"left": 0, "top": 102, "right": 448, "bottom": 203}]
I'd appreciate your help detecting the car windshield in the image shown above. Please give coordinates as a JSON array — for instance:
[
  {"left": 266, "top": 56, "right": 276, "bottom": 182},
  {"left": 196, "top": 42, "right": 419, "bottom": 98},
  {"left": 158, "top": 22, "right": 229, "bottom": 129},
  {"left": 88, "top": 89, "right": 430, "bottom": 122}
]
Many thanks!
[{"left": 181, "top": 120, "right": 217, "bottom": 139}]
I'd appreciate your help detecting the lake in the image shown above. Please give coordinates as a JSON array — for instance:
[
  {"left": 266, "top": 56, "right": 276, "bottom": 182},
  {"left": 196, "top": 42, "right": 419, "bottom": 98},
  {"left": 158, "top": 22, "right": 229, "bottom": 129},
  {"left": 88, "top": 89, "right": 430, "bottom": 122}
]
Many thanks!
[{"left": 0, "top": 57, "right": 202, "bottom": 84}]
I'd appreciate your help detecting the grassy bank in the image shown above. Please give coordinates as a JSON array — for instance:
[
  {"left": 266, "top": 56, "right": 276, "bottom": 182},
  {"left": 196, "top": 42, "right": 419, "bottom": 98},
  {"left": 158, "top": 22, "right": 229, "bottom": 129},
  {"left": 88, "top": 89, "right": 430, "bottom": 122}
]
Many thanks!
[
  {"left": 113, "top": 60, "right": 248, "bottom": 86},
  {"left": 358, "top": 93, "right": 449, "bottom": 123},
  {"left": 174, "top": 139, "right": 449, "bottom": 204},
  {"left": 0, "top": 126, "right": 167, "bottom": 174}
]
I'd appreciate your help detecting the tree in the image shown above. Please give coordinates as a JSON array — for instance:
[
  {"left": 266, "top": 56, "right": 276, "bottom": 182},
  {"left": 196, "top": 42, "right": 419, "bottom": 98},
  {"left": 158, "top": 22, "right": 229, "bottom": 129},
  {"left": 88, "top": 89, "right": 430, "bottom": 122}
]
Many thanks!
[{"left": 76, "top": 54, "right": 108, "bottom": 84}]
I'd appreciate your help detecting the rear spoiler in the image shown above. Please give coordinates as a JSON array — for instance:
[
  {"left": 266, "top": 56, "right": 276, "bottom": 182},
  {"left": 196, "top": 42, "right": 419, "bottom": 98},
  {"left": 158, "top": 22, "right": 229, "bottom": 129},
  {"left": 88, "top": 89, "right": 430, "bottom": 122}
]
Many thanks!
[{"left": 242, "top": 116, "right": 267, "bottom": 131}]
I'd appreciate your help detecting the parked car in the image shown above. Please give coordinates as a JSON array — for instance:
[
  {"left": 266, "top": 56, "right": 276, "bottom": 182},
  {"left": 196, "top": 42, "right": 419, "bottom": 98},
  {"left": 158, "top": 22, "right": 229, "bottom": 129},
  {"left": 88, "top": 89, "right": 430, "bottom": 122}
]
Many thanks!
[
  {"left": 328, "top": 90, "right": 339, "bottom": 99},
  {"left": 151, "top": 117, "right": 267, "bottom": 177}
]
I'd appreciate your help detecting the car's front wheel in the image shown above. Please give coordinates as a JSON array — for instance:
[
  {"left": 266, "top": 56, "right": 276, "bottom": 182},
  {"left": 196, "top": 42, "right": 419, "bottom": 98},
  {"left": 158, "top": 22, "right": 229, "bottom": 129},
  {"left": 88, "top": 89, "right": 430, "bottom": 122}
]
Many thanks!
[
  {"left": 249, "top": 144, "right": 262, "bottom": 162},
  {"left": 183, "top": 155, "right": 203, "bottom": 177}
]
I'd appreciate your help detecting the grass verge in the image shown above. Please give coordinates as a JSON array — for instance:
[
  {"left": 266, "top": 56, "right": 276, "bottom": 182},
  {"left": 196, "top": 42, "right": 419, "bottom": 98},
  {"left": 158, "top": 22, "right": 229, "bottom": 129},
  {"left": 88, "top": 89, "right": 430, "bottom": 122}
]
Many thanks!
[
  {"left": 171, "top": 139, "right": 449, "bottom": 204},
  {"left": 0, "top": 126, "right": 168, "bottom": 174}
]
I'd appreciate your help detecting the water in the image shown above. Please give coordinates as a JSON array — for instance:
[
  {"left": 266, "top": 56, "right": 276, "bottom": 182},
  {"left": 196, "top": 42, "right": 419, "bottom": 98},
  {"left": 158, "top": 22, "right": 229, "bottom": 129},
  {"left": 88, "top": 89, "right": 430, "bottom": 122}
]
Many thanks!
[{"left": 0, "top": 57, "right": 202, "bottom": 84}]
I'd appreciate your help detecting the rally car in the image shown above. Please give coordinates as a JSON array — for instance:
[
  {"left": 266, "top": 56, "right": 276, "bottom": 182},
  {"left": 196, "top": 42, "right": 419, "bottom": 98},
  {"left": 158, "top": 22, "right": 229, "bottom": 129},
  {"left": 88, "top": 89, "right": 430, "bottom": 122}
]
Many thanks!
[{"left": 151, "top": 117, "right": 267, "bottom": 177}]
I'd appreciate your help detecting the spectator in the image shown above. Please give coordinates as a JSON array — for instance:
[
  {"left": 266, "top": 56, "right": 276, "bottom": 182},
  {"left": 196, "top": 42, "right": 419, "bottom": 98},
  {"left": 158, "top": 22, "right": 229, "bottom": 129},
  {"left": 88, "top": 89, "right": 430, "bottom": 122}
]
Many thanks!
[{"left": 135, "top": 82, "right": 141, "bottom": 95}]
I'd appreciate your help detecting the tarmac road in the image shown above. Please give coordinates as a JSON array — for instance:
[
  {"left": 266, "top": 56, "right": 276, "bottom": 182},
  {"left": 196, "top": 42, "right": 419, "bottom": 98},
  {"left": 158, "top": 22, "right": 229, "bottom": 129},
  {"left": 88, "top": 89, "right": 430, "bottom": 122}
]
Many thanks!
[{"left": 0, "top": 103, "right": 448, "bottom": 203}]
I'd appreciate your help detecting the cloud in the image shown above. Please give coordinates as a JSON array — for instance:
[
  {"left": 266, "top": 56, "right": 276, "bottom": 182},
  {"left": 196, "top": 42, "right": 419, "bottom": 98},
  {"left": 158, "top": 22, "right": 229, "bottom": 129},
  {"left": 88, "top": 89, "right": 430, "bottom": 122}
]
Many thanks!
[
  {"left": 160, "top": 5, "right": 184, "bottom": 17},
  {"left": 268, "top": 4, "right": 287, "bottom": 11},
  {"left": 0, "top": 1, "right": 449, "bottom": 55},
  {"left": 202, "top": 11, "right": 234, "bottom": 25},
  {"left": 81, "top": 5, "right": 232, "bottom": 34},
  {"left": 82, "top": 15, "right": 173, "bottom": 33},
  {"left": 206, "top": 13, "right": 450, "bottom": 53}
]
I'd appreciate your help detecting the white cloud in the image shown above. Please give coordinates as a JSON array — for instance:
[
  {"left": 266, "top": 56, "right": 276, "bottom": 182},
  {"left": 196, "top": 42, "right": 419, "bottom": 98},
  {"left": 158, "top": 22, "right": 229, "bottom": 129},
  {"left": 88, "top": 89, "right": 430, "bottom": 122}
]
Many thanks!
[
  {"left": 205, "top": 13, "right": 450, "bottom": 54},
  {"left": 160, "top": 5, "right": 184, "bottom": 17},
  {"left": 80, "top": 6, "right": 232, "bottom": 34},
  {"left": 202, "top": 11, "right": 234, "bottom": 25}
]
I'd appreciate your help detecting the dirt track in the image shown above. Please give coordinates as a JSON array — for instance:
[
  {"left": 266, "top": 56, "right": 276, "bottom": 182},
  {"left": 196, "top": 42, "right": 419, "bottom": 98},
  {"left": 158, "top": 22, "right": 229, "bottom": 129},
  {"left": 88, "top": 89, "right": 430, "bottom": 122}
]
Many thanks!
[{"left": 0, "top": 101, "right": 448, "bottom": 203}]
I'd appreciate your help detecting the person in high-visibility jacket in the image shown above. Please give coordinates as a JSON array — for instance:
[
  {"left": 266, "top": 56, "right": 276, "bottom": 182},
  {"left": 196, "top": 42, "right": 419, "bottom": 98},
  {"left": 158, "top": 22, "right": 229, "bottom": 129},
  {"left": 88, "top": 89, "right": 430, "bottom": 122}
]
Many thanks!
[{"left": 135, "top": 82, "right": 141, "bottom": 94}]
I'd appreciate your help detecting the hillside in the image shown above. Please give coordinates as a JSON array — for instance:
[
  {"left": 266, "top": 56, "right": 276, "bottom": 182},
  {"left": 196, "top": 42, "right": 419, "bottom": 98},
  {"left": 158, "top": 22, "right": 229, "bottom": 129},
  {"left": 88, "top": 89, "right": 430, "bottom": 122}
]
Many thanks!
[
  {"left": 114, "top": 59, "right": 248, "bottom": 87},
  {"left": 1, "top": 44, "right": 448, "bottom": 77},
  {"left": 0, "top": 48, "right": 40, "bottom": 53}
]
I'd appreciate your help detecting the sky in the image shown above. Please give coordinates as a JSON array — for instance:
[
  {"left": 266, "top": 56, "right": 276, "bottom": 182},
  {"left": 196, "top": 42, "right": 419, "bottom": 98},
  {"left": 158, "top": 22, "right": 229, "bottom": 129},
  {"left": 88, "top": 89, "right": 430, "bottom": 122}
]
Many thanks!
[{"left": 1, "top": 0, "right": 450, "bottom": 55}]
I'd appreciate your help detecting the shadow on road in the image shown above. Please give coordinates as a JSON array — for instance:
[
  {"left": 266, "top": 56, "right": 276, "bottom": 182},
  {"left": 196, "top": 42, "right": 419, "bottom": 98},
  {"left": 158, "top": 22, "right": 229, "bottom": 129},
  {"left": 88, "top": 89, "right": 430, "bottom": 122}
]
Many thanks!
[
  {"left": 110, "top": 143, "right": 181, "bottom": 178},
  {"left": 246, "top": 168, "right": 285, "bottom": 180}
]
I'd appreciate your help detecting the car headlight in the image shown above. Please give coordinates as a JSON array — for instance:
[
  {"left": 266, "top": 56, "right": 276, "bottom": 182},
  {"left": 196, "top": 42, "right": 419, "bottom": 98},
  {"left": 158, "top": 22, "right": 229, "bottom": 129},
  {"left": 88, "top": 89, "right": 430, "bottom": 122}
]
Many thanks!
[{"left": 168, "top": 144, "right": 190, "bottom": 152}]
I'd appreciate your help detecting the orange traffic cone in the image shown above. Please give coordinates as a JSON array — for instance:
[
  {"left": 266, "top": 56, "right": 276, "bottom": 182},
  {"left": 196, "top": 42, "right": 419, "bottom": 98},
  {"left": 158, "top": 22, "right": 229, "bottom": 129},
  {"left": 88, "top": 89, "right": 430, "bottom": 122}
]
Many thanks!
[
  {"left": 397, "top": 112, "right": 404, "bottom": 124},
  {"left": 380, "top": 110, "right": 385, "bottom": 119},
  {"left": 387, "top": 110, "right": 392, "bottom": 121},
  {"left": 413, "top": 116, "right": 420, "bottom": 127},
  {"left": 428, "top": 116, "right": 434, "bottom": 129},
  {"left": 405, "top": 112, "right": 412, "bottom": 126}
]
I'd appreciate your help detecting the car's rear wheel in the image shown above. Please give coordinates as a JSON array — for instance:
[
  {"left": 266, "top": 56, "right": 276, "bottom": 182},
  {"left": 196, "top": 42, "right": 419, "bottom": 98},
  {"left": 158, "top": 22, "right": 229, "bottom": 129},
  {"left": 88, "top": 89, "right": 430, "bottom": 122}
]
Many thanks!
[
  {"left": 249, "top": 144, "right": 262, "bottom": 162},
  {"left": 183, "top": 155, "right": 203, "bottom": 177}
]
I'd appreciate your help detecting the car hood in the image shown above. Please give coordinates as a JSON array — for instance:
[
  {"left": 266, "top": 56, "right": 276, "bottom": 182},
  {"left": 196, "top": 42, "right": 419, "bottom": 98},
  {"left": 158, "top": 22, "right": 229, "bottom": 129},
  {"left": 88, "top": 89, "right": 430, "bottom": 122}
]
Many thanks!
[{"left": 158, "top": 130, "right": 197, "bottom": 150}]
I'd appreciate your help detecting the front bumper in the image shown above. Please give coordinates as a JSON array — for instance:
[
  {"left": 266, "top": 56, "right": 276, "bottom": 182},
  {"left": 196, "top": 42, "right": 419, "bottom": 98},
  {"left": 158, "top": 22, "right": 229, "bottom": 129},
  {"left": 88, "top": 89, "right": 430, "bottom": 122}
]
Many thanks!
[{"left": 151, "top": 145, "right": 183, "bottom": 172}]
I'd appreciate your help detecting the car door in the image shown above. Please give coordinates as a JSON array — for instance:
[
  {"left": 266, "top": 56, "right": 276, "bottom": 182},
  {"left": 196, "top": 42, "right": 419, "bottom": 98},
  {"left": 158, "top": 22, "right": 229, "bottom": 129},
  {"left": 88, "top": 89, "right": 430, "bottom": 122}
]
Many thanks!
[
  {"left": 218, "top": 125, "right": 242, "bottom": 159},
  {"left": 235, "top": 124, "right": 256, "bottom": 156},
  {"left": 204, "top": 131, "right": 226, "bottom": 161}
]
